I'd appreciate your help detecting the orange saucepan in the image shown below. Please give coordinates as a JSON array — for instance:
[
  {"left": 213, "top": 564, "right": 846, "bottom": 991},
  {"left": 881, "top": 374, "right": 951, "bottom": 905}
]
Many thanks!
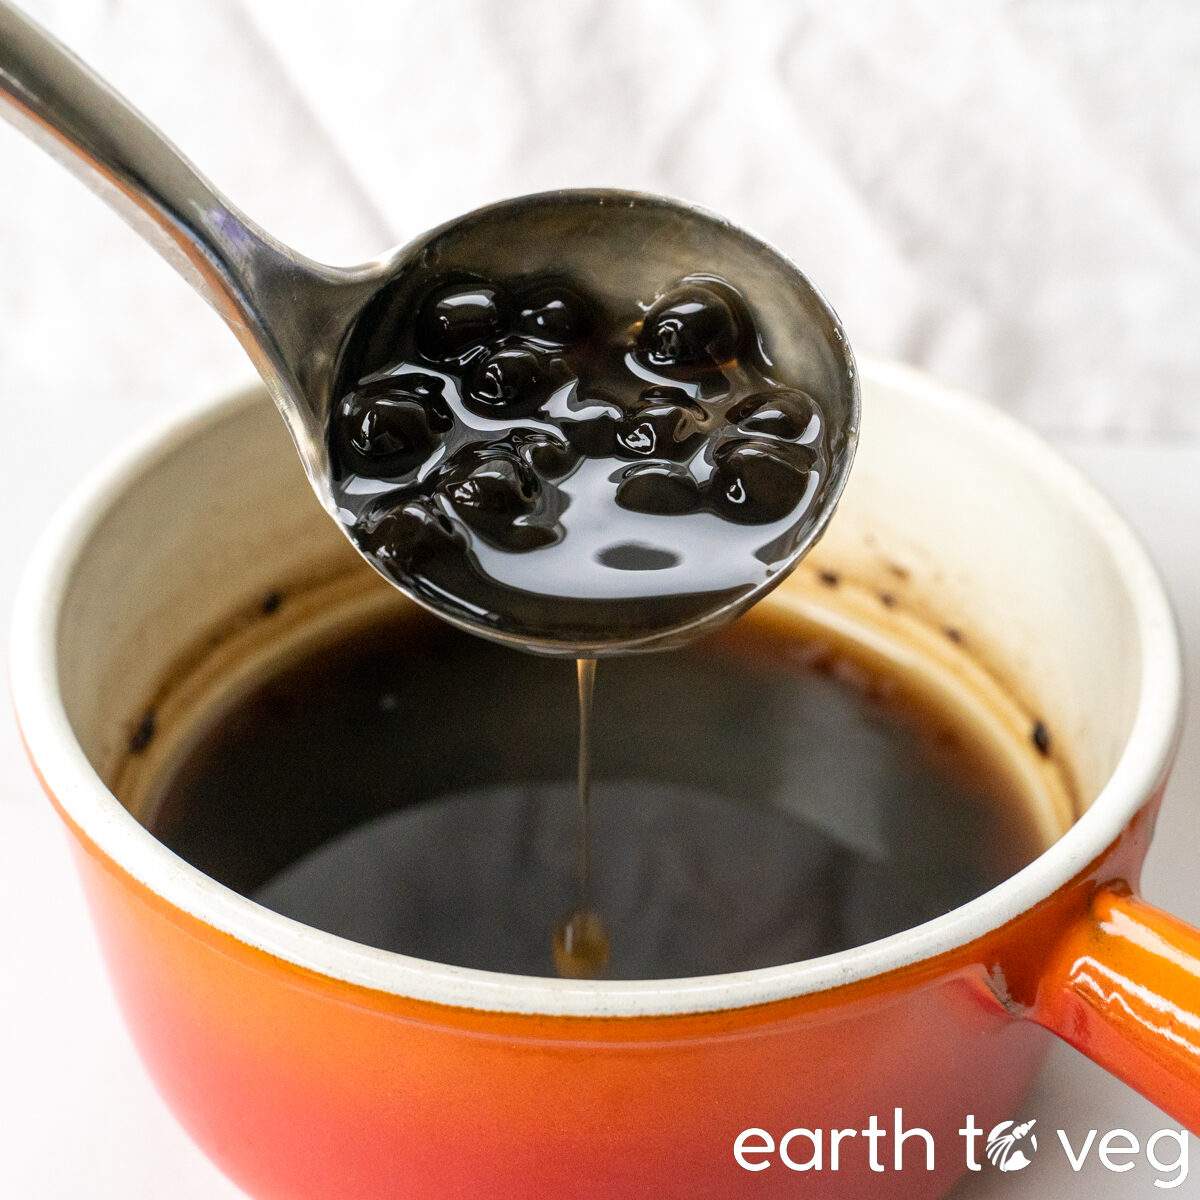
[{"left": 12, "top": 360, "right": 1200, "bottom": 1198}]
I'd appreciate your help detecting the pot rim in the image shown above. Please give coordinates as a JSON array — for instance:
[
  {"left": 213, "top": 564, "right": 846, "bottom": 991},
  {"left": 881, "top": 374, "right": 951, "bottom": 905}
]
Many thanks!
[{"left": 9, "top": 358, "right": 1183, "bottom": 1017}]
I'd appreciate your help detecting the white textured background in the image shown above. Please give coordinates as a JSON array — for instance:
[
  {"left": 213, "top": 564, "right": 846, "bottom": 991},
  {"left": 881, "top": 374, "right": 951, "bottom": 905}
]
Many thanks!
[{"left": 1, "top": 2, "right": 1199, "bottom": 1196}]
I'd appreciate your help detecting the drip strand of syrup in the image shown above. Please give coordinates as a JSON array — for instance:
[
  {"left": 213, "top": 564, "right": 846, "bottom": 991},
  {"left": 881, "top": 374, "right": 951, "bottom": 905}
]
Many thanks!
[{"left": 552, "top": 657, "right": 611, "bottom": 978}]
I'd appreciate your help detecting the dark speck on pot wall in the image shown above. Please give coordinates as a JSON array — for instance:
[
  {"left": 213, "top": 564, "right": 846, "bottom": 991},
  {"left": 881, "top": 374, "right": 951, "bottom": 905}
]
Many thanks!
[
  {"left": 1031, "top": 720, "right": 1051, "bottom": 756},
  {"left": 129, "top": 709, "right": 156, "bottom": 754}
]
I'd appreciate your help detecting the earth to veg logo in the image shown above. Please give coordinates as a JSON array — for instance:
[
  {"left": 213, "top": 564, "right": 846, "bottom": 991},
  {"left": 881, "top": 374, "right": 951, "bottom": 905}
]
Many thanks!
[
  {"left": 985, "top": 1119, "right": 1038, "bottom": 1171},
  {"left": 734, "top": 1110, "right": 1189, "bottom": 1188}
]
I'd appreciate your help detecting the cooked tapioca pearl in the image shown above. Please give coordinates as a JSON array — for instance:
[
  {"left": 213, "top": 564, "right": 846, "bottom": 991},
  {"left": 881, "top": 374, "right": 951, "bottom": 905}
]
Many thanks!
[
  {"left": 637, "top": 385, "right": 708, "bottom": 417},
  {"left": 637, "top": 282, "right": 743, "bottom": 371},
  {"left": 393, "top": 372, "right": 447, "bottom": 403},
  {"left": 516, "top": 283, "right": 592, "bottom": 346},
  {"left": 464, "top": 347, "right": 556, "bottom": 417},
  {"left": 615, "top": 398, "right": 706, "bottom": 461},
  {"left": 446, "top": 451, "right": 535, "bottom": 513},
  {"left": 358, "top": 500, "right": 460, "bottom": 569},
  {"left": 709, "top": 439, "right": 811, "bottom": 524},
  {"left": 517, "top": 432, "right": 578, "bottom": 479},
  {"left": 442, "top": 451, "right": 558, "bottom": 550},
  {"left": 614, "top": 463, "right": 702, "bottom": 515},
  {"left": 726, "top": 388, "right": 821, "bottom": 443},
  {"left": 336, "top": 377, "right": 453, "bottom": 477},
  {"left": 416, "top": 279, "right": 507, "bottom": 364},
  {"left": 563, "top": 409, "right": 619, "bottom": 457}
]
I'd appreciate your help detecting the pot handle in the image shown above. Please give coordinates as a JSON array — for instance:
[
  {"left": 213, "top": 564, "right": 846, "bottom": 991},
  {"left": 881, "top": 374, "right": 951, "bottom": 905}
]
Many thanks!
[{"left": 1033, "top": 886, "right": 1200, "bottom": 1130}]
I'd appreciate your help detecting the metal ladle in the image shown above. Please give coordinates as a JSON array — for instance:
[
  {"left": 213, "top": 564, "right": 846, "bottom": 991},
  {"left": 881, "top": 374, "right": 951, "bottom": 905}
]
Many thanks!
[{"left": 0, "top": 3, "right": 858, "bottom": 656}]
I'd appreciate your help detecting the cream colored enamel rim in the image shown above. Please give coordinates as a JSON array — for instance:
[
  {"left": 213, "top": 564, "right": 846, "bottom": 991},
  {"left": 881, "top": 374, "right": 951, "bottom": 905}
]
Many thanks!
[{"left": 10, "top": 360, "right": 1184, "bottom": 1018}]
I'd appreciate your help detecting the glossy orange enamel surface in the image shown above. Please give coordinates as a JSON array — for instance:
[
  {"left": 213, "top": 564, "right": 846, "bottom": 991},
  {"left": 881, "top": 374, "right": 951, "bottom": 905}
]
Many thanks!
[
  {"left": 1035, "top": 889, "right": 1200, "bottom": 1130},
  {"left": 68, "top": 838, "right": 1045, "bottom": 1200},
  {"left": 30, "top": 770, "right": 1174, "bottom": 1200}
]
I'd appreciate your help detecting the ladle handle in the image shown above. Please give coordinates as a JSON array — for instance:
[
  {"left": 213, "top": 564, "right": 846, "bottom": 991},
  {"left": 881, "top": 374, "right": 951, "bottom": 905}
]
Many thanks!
[{"left": 0, "top": 2, "right": 340, "bottom": 400}]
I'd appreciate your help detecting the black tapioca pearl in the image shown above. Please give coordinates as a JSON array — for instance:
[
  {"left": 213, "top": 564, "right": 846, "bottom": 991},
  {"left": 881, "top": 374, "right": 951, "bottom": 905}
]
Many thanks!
[
  {"left": 441, "top": 451, "right": 556, "bottom": 549},
  {"left": 392, "top": 371, "right": 450, "bottom": 408},
  {"left": 616, "top": 420, "right": 657, "bottom": 456},
  {"left": 637, "top": 282, "right": 743, "bottom": 371},
  {"left": 639, "top": 385, "right": 706, "bottom": 415},
  {"left": 480, "top": 520, "right": 559, "bottom": 551},
  {"left": 443, "top": 451, "right": 539, "bottom": 517},
  {"left": 463, "top": 347, "right": 557, "bottom": 417},
  {"left": 615, "top": 402, "right": 706, "bottom": 461},
  {"left": 608, "top": 386, "right": 707, "bottom": 461},
  {"left": 440, "top": 450, "right": 557, "bottom": 551},
  {"left": 727, "top": 388, "right": 821, "bottom": 442},
  {"left": 516, "top": 282, "right": 593, "bottom": 346},
  {"left": 415, "top": 279, "right": 507, "bottom": 364},
  {"left": 358, "top": 500, "right": 461, "bottom": 570},
  {"left": 517, "top": 432, "right": 579, "bottom": 480},
  {"left": 563, "top": 413, "right": 619, "bottom": 457},
  {"left": 614, "top": 463, "right": 702, "bottom": 515},
  {"left": 337, "top": 377, "right": 452, "bottom": 477},
  {"left": 709, "top": 438, "right": 811, "bottom": 524}
]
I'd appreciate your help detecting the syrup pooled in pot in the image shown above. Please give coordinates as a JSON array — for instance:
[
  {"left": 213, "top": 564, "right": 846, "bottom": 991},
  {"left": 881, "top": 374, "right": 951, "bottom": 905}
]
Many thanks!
[
  {"left": 137, "top": 603, "right": 1064, "bottom": 981},
  {"left": 327, "top": 272, "right": 830, "bottom": 649}
]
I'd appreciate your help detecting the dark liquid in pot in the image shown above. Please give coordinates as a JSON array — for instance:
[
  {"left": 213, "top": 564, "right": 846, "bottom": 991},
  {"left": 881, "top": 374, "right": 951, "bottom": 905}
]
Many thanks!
[{"left": 141, "top": 603, "right": 1056, "bottom": 980}]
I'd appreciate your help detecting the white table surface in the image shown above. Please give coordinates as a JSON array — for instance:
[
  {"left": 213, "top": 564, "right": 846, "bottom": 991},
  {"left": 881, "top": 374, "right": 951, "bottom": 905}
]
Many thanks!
[{"left": 0, "top": 425, "right": 1196, "bottom": 1198}]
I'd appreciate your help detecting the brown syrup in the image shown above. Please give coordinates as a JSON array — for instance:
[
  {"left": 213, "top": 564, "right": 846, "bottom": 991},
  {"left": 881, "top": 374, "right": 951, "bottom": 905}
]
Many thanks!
[{"left": 138, "top": 602, "right": 1058, "bottom": 981}]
